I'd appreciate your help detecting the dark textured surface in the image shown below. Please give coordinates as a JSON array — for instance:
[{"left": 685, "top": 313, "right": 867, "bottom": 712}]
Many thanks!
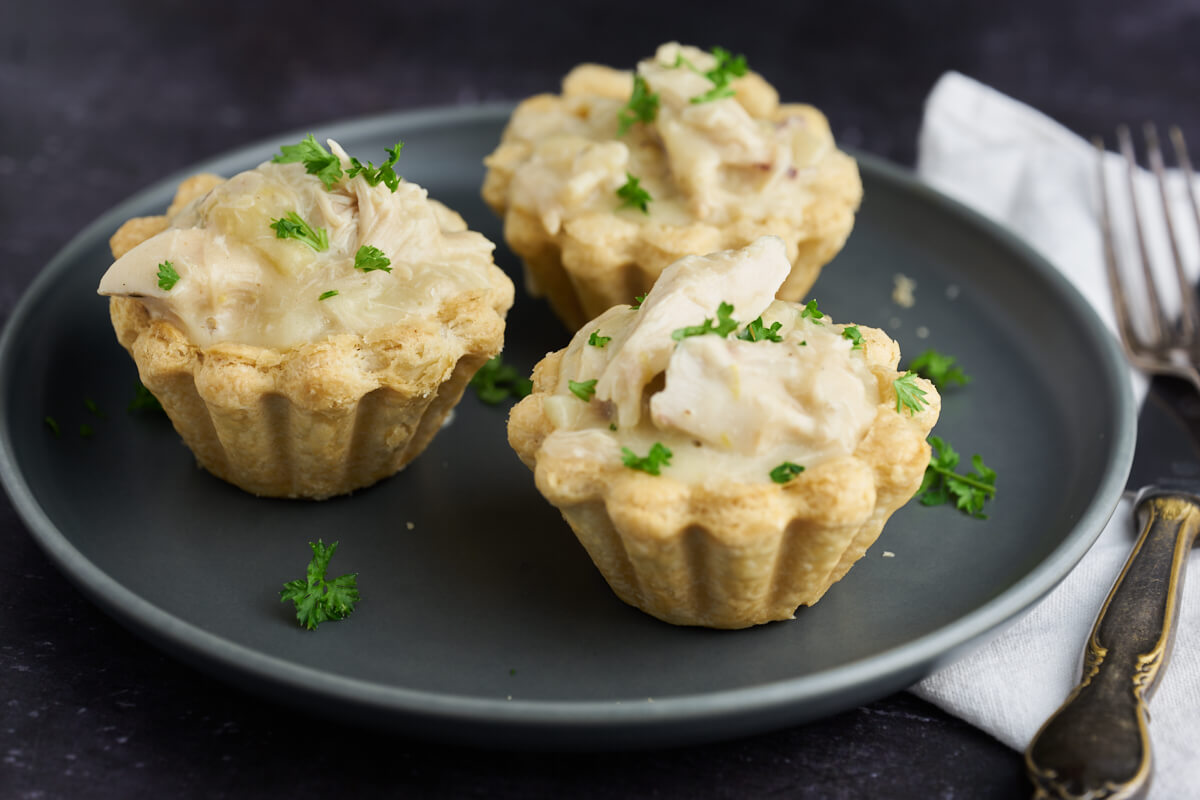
[{"left": 2, "top": 1, "right": 1197, "bottom": 797}]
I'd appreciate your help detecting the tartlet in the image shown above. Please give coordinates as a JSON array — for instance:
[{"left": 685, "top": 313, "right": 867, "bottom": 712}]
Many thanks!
[
  {"left": 100, "top": 139, "right": 514, "bottom": 499},
  {"left": 507, "top": 237, "right": 939, "bottom": 628},
  {"left": 483, "top": 42, "right": 862, "bottom": 331}
]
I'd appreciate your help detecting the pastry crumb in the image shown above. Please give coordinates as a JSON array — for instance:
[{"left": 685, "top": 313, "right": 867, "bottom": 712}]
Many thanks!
[
  {"left": 946, "top": 284, "right": 960, "bottom": 300},
  {"left": 406, "top": 521, "right": 415, "bottom": 531},
  {"left": 892, "top": 274, "right": 916, "bottom": 308},
  {"left": 882, "top": 551, "right": 895, "bottom": 558},
  {"left": 915, "top": 326, "right": 930, "bottom": 339}
]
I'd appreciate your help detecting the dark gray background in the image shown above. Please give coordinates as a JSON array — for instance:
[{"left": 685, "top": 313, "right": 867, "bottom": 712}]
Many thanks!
[{"left": 2, "top": 1, "right": 1197, "bottom": 797}]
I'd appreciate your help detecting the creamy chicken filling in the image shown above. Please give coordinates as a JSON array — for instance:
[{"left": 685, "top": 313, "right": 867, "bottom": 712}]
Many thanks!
[
  {"left": 539, "top": 237, "right": 880, "bottom": 484},
  {"left": 98, "top": 141, "right": 497, "bottom": 349}
]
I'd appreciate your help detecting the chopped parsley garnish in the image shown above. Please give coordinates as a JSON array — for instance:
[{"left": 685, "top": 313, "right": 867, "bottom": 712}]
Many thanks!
[
  {"left": 616, "top": 173, "right": 652, "bottom": 214},
  {"left": 617, "top": 74, "right": 660, "bottom": 136},
  {"left": 156, "top": 261, "right": 180, "bottom": 291},
  {"left": 841, "top": 325, "right": 864, "bottom": 350},
  {"left": 318, "top": 290, "right": 339, "bottom": 301},
  {"left": 919, "top": 436, "right": 996, "bottom": 519},
  {"left": 346, "top": 140, "right": 404, "bottom": 192},
  {"left": 84, "top": 398, "right": 105, "bottom": 418},
  {"left": 270, "top": 211, "right": 329, "bottom": 252},
  {"left": 674, "top": 46, "right": 749, "bottom": 103},
  {"left": 272, "top": 134, "right": 343, "bottom": 188},
  {"left": 738, "top": 316, "right": 783, "bottom": 342},
  {"left": 672, "top": 302, "right": 739, "bottom": 340},
  {"left": 893, "top": 371, "right": 929, "bottom": 415},
  {"left": 769, "top": 462, "right": 805, "bottom": 484},
  {"left": 128, "top": 381, "right": 163, "bottom": 413},
  {"left": 908, "top": 348, "right": 970, "bottom": 390},
  {"left": 280, "top": 540, "right": 360, "bottom": 631},
  {"left": 588, "top": 331, "right": 612, "bottom": 347},
  {"left": 470, "top": 355, "right": 533, "bottom": 405},
  {"left": 800, "top": 299, "right": 825, "bottom": 323},
  {"left": 621, "top": 442, "right": 673, "bottom": 475},
  {"left": 568, "top": 378, "right": 598, "bottom": 402},
  {"left": 631, "top": 293, "right": 647, "bottom": 310},
  {"left": 354, "top": 244, "right": 392, "bottom": 272},
  {"left": 78, "top": 423, "right": 94, "bottom": 438},
  {"left": 44, "top": 416, "right": 60, "bottom": 436}
]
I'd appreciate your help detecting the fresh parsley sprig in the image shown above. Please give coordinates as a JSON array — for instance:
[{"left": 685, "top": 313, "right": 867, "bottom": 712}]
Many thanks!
[
  {"left": 841, "top": 325, "right": 864, "bottom": 350},
  {"left": 919, "top": 436, "right": 996, "bottom": 519},
  {"left": 318, "top": 290, "right": 339, "bottom": 301},
  {"left": 616, "top": 173, "right": 652, "bottom": 214},
  {"left": 617, "top": 74, "right": 660, "bottom": 136},
  {"left": 893, "top": 372, "right": 929, "bottom": 415},
  {"left": 588, "top": 331, "right": 611, "bottom": 347},
  {"left": 354, "top": 244, "right": 392, "bottom": 272},
  {"left": 908, "top": 349, "right": 970, "bottom": 390},
  {"left": 737, "top": 316, "right": 783, "bottom": 343},
  {"left": 280, "top": 540, "right": 360, "bottom": 631},
  {"left": 674, "top": 46, "right": 749, "bottom": 104},
  {"left": 156, "top": 261, "right": 180, "bottom": 291},
  {"left": 270, "top": 211, "right": 329, "bottom": 252},
  {"left": 799, "top": 299, "right": 825, "bottom": 323},
  {"left": 621, "top": 442, "right": 673, "bottom": 475},
  {"left": 568, "top": 378, "right": 598, "bottom": 401},
  {"left": 672, "top": 302, "right": 739, "bottom": 340},
  {"left": 769, "top": 462, "right": 805, "bottom": 484},
  {"left": 346, "top": 140, "right": 404, "bottom": 192},
  {"left": 272, "top": 134, "right": 344, "bottom": 188},
  {"left": 470, "top": 355, "right": 532, "bottom": 405}
]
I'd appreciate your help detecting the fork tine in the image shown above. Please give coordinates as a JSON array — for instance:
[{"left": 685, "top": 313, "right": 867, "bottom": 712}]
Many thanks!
[
  {"left": 1169, "top": 126, "right": 1200, "bottom": 239},
  {"left": 1097, "top": 135, "right": 1147, "bottom": 356},
  {"left": 1117, "top": 124, "right": 1171, "bottom": 344},
  {"left": 1144, "top": 122, "right": 1200, "bottom": 344}
]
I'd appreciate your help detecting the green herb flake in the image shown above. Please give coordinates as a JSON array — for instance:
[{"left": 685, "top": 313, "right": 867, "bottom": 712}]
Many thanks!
[
  {"left": 769, "top": 462, "right": 805, "bottom": 484},
  {"left": 84, "top": 397, "right": 105, "bottom": 418},
  {"left": 908, "top": 348, "right": 970, "bottom": 390},
  {"left": 617, "top": 74, "right": 660, "bottom": 136},
  {"left": 588, "top": 331, "right": 612, "bottom": 348},
  {"left": 738, "top": 316, "right": 783, "bottom": 343},
  {"left": 272, "top": 134, "right": 344, "bottom": 188},
  {"left": 345, "top": 140, "right": 404, "bottom": 192},
  {"left": 270, "top": 211, "right": 329, "bottom": 252},
  {"left": 568, "top": 378, "right": 598, "bottom": 402},
  {"left": 919, "top": 436, "right": 996, "bottom": 519},
  {"left": 841, "top": 325, "right": 864, "bottom": 350},
  {"left": 280, "top": 540, "right": 360, "bottom": 631},
  {"left": 616, "top": 172, "right": 652, "bottom": 214},
  {"left": 354, "top": 244, "right": 392, "bottom": 273},
  {"left": 78, "top": 423, "right": 94, "bottom": 438},
  {"left": 672, "top": 302, "right": 739, "bottom": 341},
  {"left": 893, "top": 371, "right": 929, "bottom": 416},
  {"left": 621, "top": 442, "right": 673, "bottom": 475},
  {"left": 677, "top": 46, "right": 750, "bottom": 104},
  {"left": 470, "top": 355, "right": 533, "bottom": 405},
  {"left": 44, "top": 416, "right": 60, "bottom": 436},
  {"left": 156, "top": 260, "right": 180, "bottom": 291},
  {"left": 631, "top": 293, "right": 647, "bottom": 310},
  {"left": 799, "top": 299, "right": 825, "bottom": 323},
  {"left": 128, "top": 381, "right": 163, "bottom": 413},
  {"left": 318, "top": 290, "right": 339, "bottom": 301}
]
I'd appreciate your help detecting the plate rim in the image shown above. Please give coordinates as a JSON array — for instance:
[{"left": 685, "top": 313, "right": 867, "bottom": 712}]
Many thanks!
[{"left": 0, "top": 103, "right": 1136, "bottom": 747}]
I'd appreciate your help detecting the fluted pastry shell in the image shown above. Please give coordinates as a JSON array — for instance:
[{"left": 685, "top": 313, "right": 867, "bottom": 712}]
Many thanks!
[
  {"left": 507, "top": 324, "right": 939, "bottom": 628},
  {"left": 107, "top": 175, "right": 513, "bottom": 499}
]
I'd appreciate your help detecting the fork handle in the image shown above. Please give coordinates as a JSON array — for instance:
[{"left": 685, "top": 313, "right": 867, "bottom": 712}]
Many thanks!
[{"left": 1025, "top": 493, "right": 1200, "bottom": 799}]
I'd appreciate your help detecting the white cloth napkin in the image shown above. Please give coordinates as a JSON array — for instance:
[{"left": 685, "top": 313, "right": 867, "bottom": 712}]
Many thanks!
[{"left": 910, "top": 71, "right": 1200, "bottom": 796}]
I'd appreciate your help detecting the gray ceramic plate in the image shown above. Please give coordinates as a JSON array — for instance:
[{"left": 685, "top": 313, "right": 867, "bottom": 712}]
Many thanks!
[{"left": 0, "top": 105, "right": 1134, "bottom": 749}]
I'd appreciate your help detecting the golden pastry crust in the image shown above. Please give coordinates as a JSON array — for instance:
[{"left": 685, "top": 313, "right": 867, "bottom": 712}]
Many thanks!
[
  {"left": 483, "top": 53, "right": 863, "bottom": 331},
  {"left": 508, "top": 325, "right": 939, "bottom": 628},
  {"left": 109, "top": 176, "right": 513, "bottom": 499}
]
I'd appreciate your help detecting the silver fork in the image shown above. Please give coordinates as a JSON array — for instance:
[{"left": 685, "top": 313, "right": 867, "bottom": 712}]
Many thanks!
[{"left": 1099, "top": 123, "right": 1200, "bottom": 390}]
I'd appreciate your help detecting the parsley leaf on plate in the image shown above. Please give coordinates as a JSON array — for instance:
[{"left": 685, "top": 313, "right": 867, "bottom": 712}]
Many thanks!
[
  {"left": 280, "top": 540, "right": 360, "bottom": 631},
  {"left": 470, "top": 355, "right": 532, "bottom": 405},
  {"left": 919, "top": 436, "right": 996, "bottom": 519},
  {"left": 908, "top": 348, "right": 970, "bottom": 390}
]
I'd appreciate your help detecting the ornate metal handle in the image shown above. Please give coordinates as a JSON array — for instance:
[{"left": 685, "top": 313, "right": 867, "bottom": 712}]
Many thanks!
[{"left": 1025, "top": 493, "right": 1200, "bottom": 799}]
